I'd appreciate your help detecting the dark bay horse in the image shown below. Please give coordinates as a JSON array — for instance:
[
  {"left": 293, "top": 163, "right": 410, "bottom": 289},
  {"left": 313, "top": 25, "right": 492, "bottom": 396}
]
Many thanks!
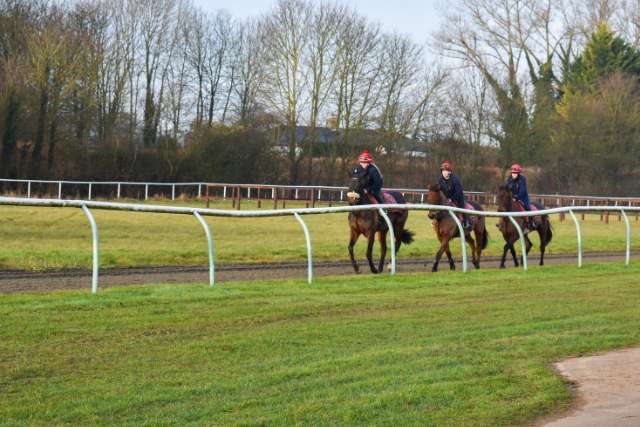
[
  {"left": 347, "top": 172, "right": 415, "bottom": 274},
  {"left": 427, "top": 183, "right": 489, "bottom": 271},
  {"left": 496, "top": 185, "right": 553, "bottom": 269}
]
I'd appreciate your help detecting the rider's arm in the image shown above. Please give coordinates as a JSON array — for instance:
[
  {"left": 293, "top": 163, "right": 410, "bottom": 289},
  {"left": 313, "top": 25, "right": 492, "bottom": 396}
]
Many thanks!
[
  {"left": 514, "top": 176, "right": 527, "bottom": 201},
  {"left": 449, "top": 176, "right": 463, "bottom": 201},
  {"left": 367, "top": 167, "right": 383, "bottom": 192}
]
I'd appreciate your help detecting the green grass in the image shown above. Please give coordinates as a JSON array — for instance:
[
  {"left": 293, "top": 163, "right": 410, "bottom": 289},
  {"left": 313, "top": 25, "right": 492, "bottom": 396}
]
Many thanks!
[
  {"left": 1, "top": 262, "right": 640, "bottom": 426},
  {"left": 0, "top": 198, "right": 638, "bottom": 271}
]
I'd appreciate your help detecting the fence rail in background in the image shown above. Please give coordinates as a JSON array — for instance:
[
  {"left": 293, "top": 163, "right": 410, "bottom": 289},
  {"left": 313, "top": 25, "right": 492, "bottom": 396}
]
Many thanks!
[
  {"left": 0, "top": 197, "right": 638, "bottom": 294},
  {"left": 2, "top": 178, "right": 640, "bottom": 224}
]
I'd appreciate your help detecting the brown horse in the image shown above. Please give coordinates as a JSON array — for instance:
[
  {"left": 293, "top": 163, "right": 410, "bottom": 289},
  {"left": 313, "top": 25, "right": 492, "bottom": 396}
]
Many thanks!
[
  {"left": 426, "top": 183, "right": 489, "bottom": 272},
  {"left": 496, "top": 185, "right": 553, "bottom": 269},
  {"left": 347, "top": 172, "right": 415, "bottom": 274}
]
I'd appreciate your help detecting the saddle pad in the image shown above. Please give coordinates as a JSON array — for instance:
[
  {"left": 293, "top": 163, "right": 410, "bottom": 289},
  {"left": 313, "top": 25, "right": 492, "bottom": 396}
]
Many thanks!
[
  {"left": 366, "top": 191, "right": 407, "bottom": 217},
  {"left": 515, "top": 202, "right": 544, "bottom": 223},
  {"left": 456, "top": 202, "right": 480, "bottom": 224}
]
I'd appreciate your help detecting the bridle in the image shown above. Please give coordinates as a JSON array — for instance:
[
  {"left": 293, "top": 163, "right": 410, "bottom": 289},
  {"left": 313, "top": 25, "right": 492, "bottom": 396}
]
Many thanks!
[
  {"left": 497, "top": 188, "right": 515, "bottom": 213},
  {"left": 347, "top": 177, "right": 366, "bottom": 206},
  {"left": 429, "top": 189, "right": 451, "bottom": 222}
]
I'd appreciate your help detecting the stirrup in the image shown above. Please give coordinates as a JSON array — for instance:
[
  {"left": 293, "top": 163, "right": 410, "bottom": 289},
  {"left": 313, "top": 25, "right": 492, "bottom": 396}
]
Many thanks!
[
  {"left": 463, "top": 220, "right": 471, "bottom": 229},
  {"left": 528, "top": 221, "right": 537, "bottom": 229},
  {"left": 495, "top": 223, "right": 500, "bottom": 230}
]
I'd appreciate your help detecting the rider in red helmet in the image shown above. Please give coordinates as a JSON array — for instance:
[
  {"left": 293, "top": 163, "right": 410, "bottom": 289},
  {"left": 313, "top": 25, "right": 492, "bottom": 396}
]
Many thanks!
[
  {"left": 506, "top": 164, "right": 536, "bottom": 230},
  {"left": 353, "top": 150, "right": 384, "bottom": 204},
  {"left": 437, "top": 161, "right": 471, "bottom": 229}
]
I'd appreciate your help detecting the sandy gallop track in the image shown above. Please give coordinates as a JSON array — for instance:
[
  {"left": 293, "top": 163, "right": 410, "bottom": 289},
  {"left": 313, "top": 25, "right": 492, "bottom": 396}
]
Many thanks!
[
  {"left": 535, "top": 348, "right": 640, "bottom": 427},
  {"left": 0, "top": 251, "right": 638, "bottom": 294}
]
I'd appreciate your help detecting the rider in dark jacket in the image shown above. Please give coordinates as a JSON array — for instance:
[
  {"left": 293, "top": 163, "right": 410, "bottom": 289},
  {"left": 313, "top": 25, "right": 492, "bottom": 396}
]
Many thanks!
[
  {"left": 353, "top": 150, "right": 384, "bottom": 204},
  {"left": 436, "top": 161, "right": 471, "bottom": 229},
  {"left": 506, "top": 164, "right": 536, "bottom": 230}
]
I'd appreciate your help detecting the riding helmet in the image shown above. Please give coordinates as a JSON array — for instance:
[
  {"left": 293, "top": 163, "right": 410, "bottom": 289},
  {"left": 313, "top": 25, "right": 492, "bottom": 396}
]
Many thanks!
[
  {"left": 358, "top": 150, "right": 373, "bottom": 163},
  {"left": 510, "top": 164, "right": 521, "bottom": 174}
]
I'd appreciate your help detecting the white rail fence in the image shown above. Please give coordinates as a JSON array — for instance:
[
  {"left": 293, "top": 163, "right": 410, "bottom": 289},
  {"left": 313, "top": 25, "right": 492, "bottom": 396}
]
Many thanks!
[
  {"left": 3, "top": 178, "right": 640, "bottom": 204},
  {"left": 0, "top": 196, "right": 637, "bottom": 293}
]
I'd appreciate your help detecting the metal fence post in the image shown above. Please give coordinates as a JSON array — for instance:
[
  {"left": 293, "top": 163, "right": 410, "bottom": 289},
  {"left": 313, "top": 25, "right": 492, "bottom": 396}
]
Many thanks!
[
  {"left": 294, "top": 213, "right": 313, "bottom": 283},
  {"left": 27, "top": 181, "right": 31, "bottom": 198},
  {"left": 88, "top": 183, "right": 91, "bottom": 200},
  {"left": 117, "top": 183, "right": 121, "bottom": 199},
  {"left": 193, "top": 211, "right": 215, "bottom": 286},
  {"left": 622, "top": 210, "right": 631, "bottom": 265},
  {"left": 198, "top": 184, "right": 201, "bottom": 199},
  {"left": 81, "top": 205, "right": 99, "bottom": 293},
  {"left": 145, "top": 184, "right": 148, "bottom": 200},
  {"left": 449, "top": 208, "right": 468, "bottom": 273},
  {"left": 378, "top": 208, "right": 396, "bottom": 275},
  {"left": 568, "top": 210, "right": 582, "bottom": 267},
  {"left": 172, "top": 185, "right": 175, "bottom": 200},
  {"left": 508, "top": 216, "right": 527, "bottom": 270},
  {"left": 58, "top": 182, "right": 62, "bottom": 199}
]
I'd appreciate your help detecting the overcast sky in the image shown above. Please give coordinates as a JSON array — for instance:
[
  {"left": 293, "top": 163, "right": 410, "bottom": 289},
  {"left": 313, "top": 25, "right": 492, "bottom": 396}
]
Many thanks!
[{"left": 192, "top": 0, "right": 442, "bottom": 47}]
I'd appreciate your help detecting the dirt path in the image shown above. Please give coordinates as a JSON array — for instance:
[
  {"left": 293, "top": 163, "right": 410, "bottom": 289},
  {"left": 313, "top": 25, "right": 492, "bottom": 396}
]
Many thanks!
[
  {"left": 536, "top": 348, "right": 640, "bottom": 427},
  {"left": 0, "top": 250, "right": 638, "bottom": 294}
]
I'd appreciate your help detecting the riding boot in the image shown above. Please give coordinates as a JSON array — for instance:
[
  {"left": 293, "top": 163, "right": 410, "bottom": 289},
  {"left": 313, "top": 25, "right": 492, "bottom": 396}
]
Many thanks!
[
  {"left": 527, "top": 219, "right": 536, "bottom": 230},
  {"left": 462, "top": 215, "right": 471, "bottom": 229}
]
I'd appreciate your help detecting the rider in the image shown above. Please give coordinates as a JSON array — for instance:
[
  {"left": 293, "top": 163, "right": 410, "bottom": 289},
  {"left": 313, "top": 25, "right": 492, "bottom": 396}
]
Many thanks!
[
  {"left": 436, "top": 161, "right": 471, "bottom": 229},
  {"left": 353, "top": 150, "right": 384, "bottom": 204},
  {"left": 506, "top": 164, "right": 536, "bottom": 230}
]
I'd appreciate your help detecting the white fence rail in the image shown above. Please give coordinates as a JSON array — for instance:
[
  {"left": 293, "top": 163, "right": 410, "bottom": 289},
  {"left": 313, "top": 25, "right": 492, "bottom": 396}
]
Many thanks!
[
  {"left": 3, "top": 178, "right": 640, "bottom": 203},
  {"left": 0, "top": 196, "right": 638, "bottom": 293}
]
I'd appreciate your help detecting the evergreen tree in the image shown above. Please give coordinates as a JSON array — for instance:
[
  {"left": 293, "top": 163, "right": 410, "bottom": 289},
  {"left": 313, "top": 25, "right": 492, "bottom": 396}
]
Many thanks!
[{"left": 565, "top": 24, "right": 640, "bottom": 94}]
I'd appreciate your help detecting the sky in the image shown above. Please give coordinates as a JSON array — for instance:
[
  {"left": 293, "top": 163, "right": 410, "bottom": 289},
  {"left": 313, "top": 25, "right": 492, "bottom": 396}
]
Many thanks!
[{"left": 192, "top": 0, "right": 442, "bottom": 47}]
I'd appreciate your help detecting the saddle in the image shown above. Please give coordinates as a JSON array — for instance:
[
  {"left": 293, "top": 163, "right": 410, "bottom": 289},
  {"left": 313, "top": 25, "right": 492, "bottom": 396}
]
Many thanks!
[
  {"left": 366, "top": 191, "right": 407, "bottom": 217},
  {"left": 514, "top": 201, "right": 544, "bottom": 224},
  {"left": 450, "top": 201, "right": 480, "bottom": 224}
]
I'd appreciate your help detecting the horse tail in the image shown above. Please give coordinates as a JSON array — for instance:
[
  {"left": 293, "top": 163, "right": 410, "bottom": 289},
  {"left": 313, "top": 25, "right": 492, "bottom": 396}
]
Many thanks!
[
  {"left": 481, "top": 226, "right": 489, "bottom": 250},
  {"left": 401, "top": 229, "right": 415, "bottom": 245},
  {"left": 546, "top": 222, "right": 554, "bottom": 244}
]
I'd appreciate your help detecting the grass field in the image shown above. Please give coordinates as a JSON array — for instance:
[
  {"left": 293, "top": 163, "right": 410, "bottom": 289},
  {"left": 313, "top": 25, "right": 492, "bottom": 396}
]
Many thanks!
[
  {"left": 1, "top": 262, "right": 640, "bottom": 426},
  {"left": 0, "top": 198, "right": 639, "bottom": 271}
]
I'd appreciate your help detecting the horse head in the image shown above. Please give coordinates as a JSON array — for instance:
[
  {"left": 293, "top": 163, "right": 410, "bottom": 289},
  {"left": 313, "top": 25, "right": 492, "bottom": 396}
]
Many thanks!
[
  {"left": 496, "top": 184, "right": 514, "bottom": 212},
  {"left": 426, "top": 184, "right": 447, "bottom": 220},
  {"left": 347, "top": 171, "right": 367, "bottom": 205}
]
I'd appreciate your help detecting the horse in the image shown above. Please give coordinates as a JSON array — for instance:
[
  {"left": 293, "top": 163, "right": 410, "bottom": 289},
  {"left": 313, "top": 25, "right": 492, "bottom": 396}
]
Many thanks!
[
  {"left": 496, "top": 185, "right": 553, "bottom": 269},
  {"left": 426, "top": 183, "right": 489, "bottom": 272},
  {"left": 346, "top": 171, "right": 415, "bottom": 274}
]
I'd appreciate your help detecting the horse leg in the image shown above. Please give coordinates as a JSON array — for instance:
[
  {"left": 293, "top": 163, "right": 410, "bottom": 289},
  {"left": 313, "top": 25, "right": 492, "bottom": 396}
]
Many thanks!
[
  {"left": 508, "top": 235, "right": 520, "bottom": 268},
  {"left": 366, "top": 231, "right": 378, "bottom": 274},
  {"left": 474, "top": 225, "right": 484, "bottom": 269},
  {"left": 445, "top": 243, "right": 456, "bottom": 270},
  {"left": 389, "top": 220, "right": 405, "bottom": 272},
  {"left": 538, "top": 223, "right": 548, "bottom": 266},
  {"left": 432, "top": 235, "right": 449, "bottom": 272},
  {"left": 348, "top": 229, "right": 362, "bottom": 274},
  {"left": 465, "top": 233, "right": 477, "bottom": 269},
  {"left": 500, "top": 231, "right": 520, "bottom": 269},
  {"left": 377, "top": 229, "right": 388, "bottom": 273},
  {"left": 521, "top": 235, "right": 533, "bottom": 266}
]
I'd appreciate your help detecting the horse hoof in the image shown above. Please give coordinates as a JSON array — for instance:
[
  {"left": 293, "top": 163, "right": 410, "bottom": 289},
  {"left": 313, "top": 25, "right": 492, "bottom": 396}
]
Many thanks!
[
  {"left": 371, "top": 269, "right": 378, "bottom": 274},
  {"left": 355, "top": 267, "right": 362, "bottom": 274},
  {"left": 474, "top": 263, "right": 480, "bottom": 270},
  {"left": 499, "top": 265, "right": 506, "bottom": 270},
  {"left": 450, "top": 265, "right": 456, "bottom": 271}
]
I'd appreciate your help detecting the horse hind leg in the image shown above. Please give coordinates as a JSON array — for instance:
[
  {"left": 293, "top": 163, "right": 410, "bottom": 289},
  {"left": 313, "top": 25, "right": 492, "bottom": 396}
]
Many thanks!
[
  {"left": 377, "top": 229, "right": 388, "bottom": 274},
  {"left": 366, "top": 231, "right": 378, "bottom": 274},
  {"left": 521, "top": 235, "right": 533, "bottom": 266},
  {"left": 432, "top": 236, "right": 449, "bottom": 272},
  {"left": 465, "top": 234, "right": 478, "bottom": 269}
]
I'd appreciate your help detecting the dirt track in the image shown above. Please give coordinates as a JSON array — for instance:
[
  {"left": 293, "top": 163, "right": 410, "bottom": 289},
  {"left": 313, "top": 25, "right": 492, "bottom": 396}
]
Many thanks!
[{"left": 1, "top": 250, "right": 638, "bottom": 294}]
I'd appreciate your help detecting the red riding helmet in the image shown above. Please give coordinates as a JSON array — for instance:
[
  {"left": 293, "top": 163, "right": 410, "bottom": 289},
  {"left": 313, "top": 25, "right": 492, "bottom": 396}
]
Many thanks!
[
  {"left": 510, "top": 164, "right": 522, "bottom": 174},
  {"left": 358, "top": 150, "right": 373, "bottom": 163},
  {"left": 440, "top": 161, "right": 453, "bottom": 172}
]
